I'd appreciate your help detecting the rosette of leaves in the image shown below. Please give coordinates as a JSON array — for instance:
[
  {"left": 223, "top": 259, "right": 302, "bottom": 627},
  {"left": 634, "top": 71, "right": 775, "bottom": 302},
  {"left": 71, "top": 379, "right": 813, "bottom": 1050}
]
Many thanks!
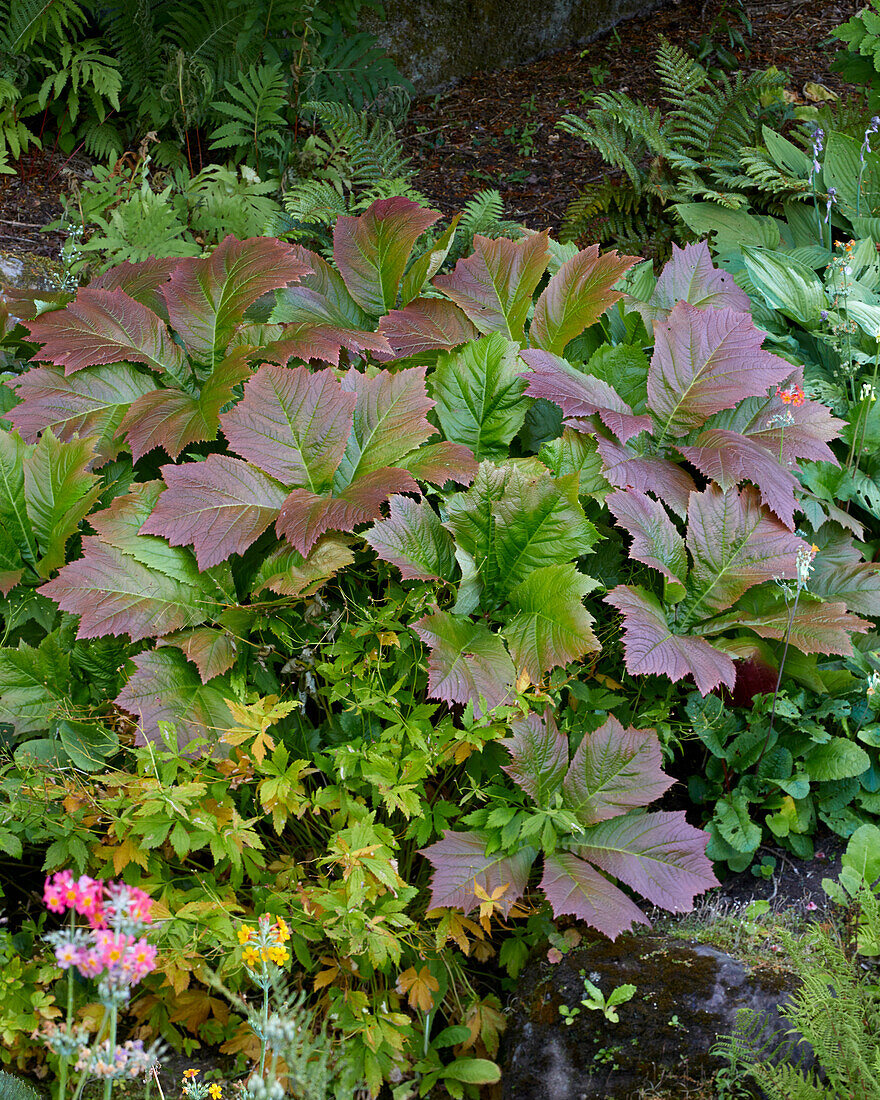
[
  {"left": 419, "top": 708, "right": 718, "bottom": 938},
  {"left": 520, "top": 241, "right": 873, "bottom": 694}
]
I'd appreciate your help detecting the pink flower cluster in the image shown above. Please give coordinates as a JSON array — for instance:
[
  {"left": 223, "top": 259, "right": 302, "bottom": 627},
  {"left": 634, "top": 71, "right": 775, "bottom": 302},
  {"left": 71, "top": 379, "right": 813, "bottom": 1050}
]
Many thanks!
[{"left": 44, "top": 872, "right": 153, "bottom": 930}]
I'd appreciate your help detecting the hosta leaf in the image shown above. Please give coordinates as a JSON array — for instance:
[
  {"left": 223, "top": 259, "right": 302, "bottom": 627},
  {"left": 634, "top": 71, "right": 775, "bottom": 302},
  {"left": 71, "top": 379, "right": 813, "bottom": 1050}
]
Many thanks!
[
  {"left": 520, "top": 349, "right": 653, "bottom": 444},
  {"left": 0, "top": 634, "right": 69, "bottom": 735},
  {"left": 561, "top": 716, "right": 673, "bottom": 826},
  {"left": 574, "top": 810, "right": 717, "bottom": 912},
  {"left": 400, "top": 441, "right": 478, "bottom": 486},
  {"left": 120, "top": 349, "right": 252, "bottom": 461},
  {"left": 9, "top": 363, "right": 155, "bottom": 463},
  {"left": 250, "top": 535, "right": 354, "bottom": 596},
  {"left": 678, "top": 430, "right": 799, "bottom": 529},
  {"left": 91, "top": 258, "right": 178, "bottom": 318},
  {"left": 0, "top": 430, "right": 37, "bottom": 566},
  {"left": 333, "top": 197, "right": 441, "bottom": 315},
  {"left": 647, "top": 304, "right": 792, "bottom": 439},
  {"left": 26, "top": 288, "right": 185, "bottom": 377},
  {"left": 605, "top": 584, "right": 736, "bottom": 694},
  {"left": 432, "top": 333, "right": 527, "bottom": 459},
  {"left": 713, "top": 594, "right": 870, "bottom": 656},
  {"left": 501, "top": 709, "right": 569, "bottom": 806},
  {"left": 502, "top": 562, "right": 599, "bottom": 681},
  {"left": 419, "top": 830, "right": 536, "bottom": 915},
  {"left": 412, "top": 610, "right": 516, "bottom": 714},
  {"left": 685, "top": 486, "right": 805, "bottom": 615},
  {"left": 161, "top": 236, "right": 311, "bottom": 360},
  {"left": 336, "top": 367, "right": 435, "bottom": 487},
  {"left": 540, "top": 850, "right": 650, "bottom": 938},
  {"left": 22, "top": 430, "right": 102, "bottom": 576},
  {"left": 606, "top": 489, "right": 687, "bottom": 585},
  {"left": 530, "top": 244, "right": 640, "bottom": 354},
  {"left": 276, "top": 467, "right": 418, "bottom": 556},
  {"left": 596, "top": 436, "right": 696, "bottom": 518},
  {"left": 803, "top": 738, "right": 871, "bottom": 781},
  {"left": 115, "top": 648, "right": 235, "bottom": 755},
  {"left": 629, "top": 241, "right": 750, "bottom": 325},
  {"left": 157, "top": 627, "right": 237, "bottom": 683},
  {"left": 220, "top": 364, "right": 356, "bottom": 488},
  {"left": 140, "top": 456, "right": 288, "bottom": 569},
  {"left": 376, "top": 297, "right": 478, "bottom": 360},
  {"left": 365, "top": 495, "right": 457, "bottom": 581},
  {"left": 741, "top": 246, "right": 827, "bottom": 328},
  {"left": 434, "top": 232, "right": 551, "bottom": 341}
]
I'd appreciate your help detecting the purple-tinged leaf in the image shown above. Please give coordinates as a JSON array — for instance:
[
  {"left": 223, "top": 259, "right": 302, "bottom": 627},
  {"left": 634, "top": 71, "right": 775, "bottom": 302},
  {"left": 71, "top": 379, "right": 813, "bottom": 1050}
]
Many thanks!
[
  {"left": 630, "top": 241, "right": 750, "bottom": 325},
  {"left": 520, "top": 348, "right": 653, "bottom": 444},
  {"left": 120, "top": 349, "right": 253, "bottom": 461},
  {"left": 161, "top": 236, "right": 311, "bottom": 360},
  {"left": 9, "top": 364, "right": 155, "bottom": 463},
  {"left": 503, "top": 563, "right": 599, "bottom": 681},
  {"left": 412, "top": 610, "right": 516, "bottom": 715},
  {"left": 540, "top": 850, "right": 650, "bottom": 938},
  {"left": 115, "top": 648, "right": 235, "bottom": 756},
  {"left": 276, "top": 467, "right": 419, "bottom": 555},
  {"left": 250, "top": 535, "right": 355, "bottom": 597},
  {"left": 26, "top": 288, "right": 185, "bottom": 377},
  {"left": 419, "top": 830, "right": 535, "bottom": 915},
  {"left": 562, "top": 715, "right": 673, "bottom": 826},
  {"left": 647, "top": 304, "right": 792, "bottom": 438},
  {"left": 531, "top": 245, "right": 641, "bottom": 354},
  {"left": 501, "top": 709, "right": 569, "bottom": 806},
  {"left": 157, "top": 627, "right": 237, "bottom": 683},
  {"left": 1, "top": 287, "right": 73, "bottom": 321},
  {"left": 434, "top": 232, "right": 551, "bottom": 340},
  {"left": 677, "top": 429, "right": 799, "bottom": 529},
  {"left": 376, "top": 297, "right": 478, "bottom": 360},
  {"left": 140, "top": 455, "right": 288, "bottom": 569},
  {"left": 596, "top": 436, "right": 696, "bottom": 518},
  {"left": 220, "top": 364, "right": 355, "bottom": 488},
  {"left": 605, "top": 584, "right": 736, "bottom": 694},
  {"left": 575, "top": 810, "right": 717, "bottom": 912},
  {"left": 400, "top": 441, "right": 478, "bottom": 486},
  {"left": 336, "top": 367, "right": 435, "bottom": 486},
  {"left": 809, "top": 530, "right": 880, "bottom": 617},
  {"left": 606, "top": 490, "right": 688, "bottom": 584},
  {"left": 713, "top": 597, "right": 870, "bottom": 655},
  {"left": 400, "top": 215, "right": 460, "bottom": 307},
  {"left": 686, "top": 486, "right": 805, "bottom": 613},
  {"left": 333, "top": 197, "right": 441, "bottom": 315},
  {"left": 91, "top": 258, "right": 178, "bottom": 319},
  {"left": 365, "top": 495, "right": 457, "bottom": 581},
  {"left": 714, "top": 387, "right": 843, "bottom": 466}
]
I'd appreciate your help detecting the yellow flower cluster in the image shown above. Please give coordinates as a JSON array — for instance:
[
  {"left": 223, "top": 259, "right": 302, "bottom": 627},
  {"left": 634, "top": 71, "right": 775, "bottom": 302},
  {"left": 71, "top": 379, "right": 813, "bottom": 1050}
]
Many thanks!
[{"left": 236, "top": 915, "right": 291, "bottom": 968}]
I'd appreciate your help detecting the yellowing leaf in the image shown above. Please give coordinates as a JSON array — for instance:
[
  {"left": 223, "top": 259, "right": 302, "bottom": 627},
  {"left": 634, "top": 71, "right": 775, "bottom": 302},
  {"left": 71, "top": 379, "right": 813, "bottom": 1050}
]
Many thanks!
[
  {"left": 376, "top": 631, "right": 400, "bottom": 647},
  {"left": 102, "top": 835, "right": 149, "bottom": 874},
  {"left": 396, "top": 965, "right": 439, "bottom": 1012},
  {"left": 803, "top": 81, "right": 837, "bottom": 102}
]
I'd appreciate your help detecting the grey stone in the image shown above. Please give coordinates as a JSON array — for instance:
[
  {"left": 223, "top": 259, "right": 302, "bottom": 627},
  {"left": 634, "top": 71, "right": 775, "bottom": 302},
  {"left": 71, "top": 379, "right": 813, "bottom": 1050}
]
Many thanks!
[
  {"left": 501, "top": 932, "right": 810, "bottom": 1100},
  {"left": 0, "top": 251, "right": 64, "bottom": 295},
  {"left": 362, "top": 0, "right": 661, "bottom": 94}
]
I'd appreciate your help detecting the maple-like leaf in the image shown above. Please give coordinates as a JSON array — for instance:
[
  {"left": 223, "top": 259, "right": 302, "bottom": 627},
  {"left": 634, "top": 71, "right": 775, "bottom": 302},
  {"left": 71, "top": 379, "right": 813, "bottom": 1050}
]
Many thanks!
[
  {"left": 250, "top": 536, "right": 354, "bottom": 597},
  {"left": 365, "top": 495, "right": 458, "bottom": 581},
  {"left": 629, "top": 241, "right": 750, "bottom": 325},
  {"left": 434, "top": 232, "right": 551, "bottom": 340},
  {"left": 605, "top": 584, "right": 736, "bottom": 693},
  {"left": 26, "top": 287, "right": 186, "bottom": 377},
  {"left": 397, "top": 965, "right": 440, "bottom": 1013},
  {"left": 520, "top": 348, "right": 653, "bottom": 443},
  {"left": 333, "top": 197, "right": 441, "bottom": 315},
  {"left": 647, "top": 304, "right": 792, "bottom": 439},
  {"left": 119, "top": 349, "right": 252, "bottom": 460},
  {"left": 605, "top": 489, "right": 688, "bottom": 585},
  {"left": 596, "top": 436, "right": 696, "bottom": 518},
  {"left": 161, "top": 236, "right": 311, "bottom": 360},
  {"left": 418, "top": 830, "right": 536, "bottom": 915},
  {"left": 502, "top": 562, "right": 600, "bottom": 681},
  {"left": 412, "top": 610, "right": 516, "bottom": 715},
  {"left": 220, "top": 363, "right": 356, "bottom": 488},
  {"left": 376, "top": 297, "right": 478, "bottom": 360},
  {"left": 540, "top": 850, "right": 650, "bottom": 939},
  {"left": 91, "top": 258, "right": 178, "bottom": 318},
  {"left": 115, "top": 648, "right": 235, "bottom": 755},
  {"left": 139, "top": 455, "right": 288, "bottom": 569},
  {"left": 530, "top": 244, "right": 640, "bottom": 354},
  {"left": 500, "top": 709, "right": 569, "bottom": 807},
  {"left": 156, "top": 627, "right": 238, "bottom": 684},
  {"left": 561, "top": 715, "right": 673, "bottom": 826}
]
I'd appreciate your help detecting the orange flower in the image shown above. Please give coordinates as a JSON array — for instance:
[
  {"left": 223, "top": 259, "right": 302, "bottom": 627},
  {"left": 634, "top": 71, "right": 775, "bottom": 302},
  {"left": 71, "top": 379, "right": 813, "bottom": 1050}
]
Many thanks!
[{"left": 183, "top": 1070, "right": 199, "bottom": 1080}]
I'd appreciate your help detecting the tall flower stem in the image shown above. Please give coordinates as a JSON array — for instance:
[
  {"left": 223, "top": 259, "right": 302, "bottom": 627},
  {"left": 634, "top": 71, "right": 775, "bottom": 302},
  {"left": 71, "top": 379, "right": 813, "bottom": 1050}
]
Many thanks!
[
  {"left": 103, "top": 1008, "right": 118, "bottom": 1100},
  {"left": 58, "top": 909, "right": 76, "bottom": 1100}
]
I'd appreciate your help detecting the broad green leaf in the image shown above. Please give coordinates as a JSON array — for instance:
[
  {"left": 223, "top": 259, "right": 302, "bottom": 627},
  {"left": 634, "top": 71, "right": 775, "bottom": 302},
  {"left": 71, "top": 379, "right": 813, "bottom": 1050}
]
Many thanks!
[
  {"left": 803, "top": 738, "right": 870, "bottom": 781},
  {"left": 431, "top": 333, "right": 527, "bottom": 459},
  {"left": 441, "top": 1060, "right": 501, "bottom": 1086},
  {"left": 0, "top": 523, "right": 24, "bottom": 594},
  {"left": 539, "top": 430, "right": 610, "bottom": 500},
  {"left": 824, "top": 130, "right": 880, "bottom": 217},
  {"left": 714, "top": 793, "right": 762, "bottom": 853},
  {"left": 400, "top": 215, "right": 459, "bottom": 307},
  {"left": 57, "top": 719, "right": 119, "bottom": 773},
  {"left": 0, "top": 634, "right": 69, "bottom": 735},
  {"left": 0, "top": 430, "right": 37, "bottom": 567},
  {"left": 250, "top": 536, "right": 354, "bottom": 597},
  {"left": 583, "top": 343, "right": 650, "bottom": 415},
  {"left": 741, "top": 246, "right": 827, "bottom": 327},
  {"left": 365, "top": 495, "right": 457, "bottom": 582},
  {"left": 672, "top": 203, "right": 783, "bottom": 254}
]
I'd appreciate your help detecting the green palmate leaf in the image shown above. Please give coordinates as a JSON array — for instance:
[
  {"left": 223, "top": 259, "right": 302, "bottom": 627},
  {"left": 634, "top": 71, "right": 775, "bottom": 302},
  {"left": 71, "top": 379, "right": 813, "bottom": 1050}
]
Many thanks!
[
  {"left": 502, "top": 562, "right": 600, "bottom": 681},
  {"left": 115, "top": 647, "right": 236, "bottom": 755},
  {"left": 802, "top": 738, "right": 871, "bottom": 781},
  {"left": 0, "top": 633, "right": 69, "bottom": 736},
  {"left": 250, "top": 536, "right": 355, "bottom": 597},
  {"left": 0, "top": 430, "right": 37, "bottom": 569},
  {"left": 431, "top": 333, "right": 527, "bottom": 459},
  {"left": 740, "top": 246, "right": 827, "bottom": 328},
  {"left": 501, "top": 709, "right": 570, "bottom": 807},
  {"left": 365, "top": 495, "right": 457, "bottom": 582},
  {"left": 412, "top": 610, "right": 516, "bottom": 715},
  {"left": 418, "top": 829, "right": 536, "bottom": 915},
  {"left": 22, "top": 429, "right": 102, "bottom": 577}
]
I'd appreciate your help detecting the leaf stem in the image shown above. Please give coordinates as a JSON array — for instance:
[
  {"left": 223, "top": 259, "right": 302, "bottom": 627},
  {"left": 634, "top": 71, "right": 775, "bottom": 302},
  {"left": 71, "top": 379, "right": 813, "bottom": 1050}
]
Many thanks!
[{"left": 755, "top": 585, "right": 801, "bottom": 769}]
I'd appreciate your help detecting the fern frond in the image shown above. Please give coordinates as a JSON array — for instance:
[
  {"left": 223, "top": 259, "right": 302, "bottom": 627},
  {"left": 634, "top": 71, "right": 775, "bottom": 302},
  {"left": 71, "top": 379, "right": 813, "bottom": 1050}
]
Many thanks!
[
  {"left": 656, "top": 37, "right": 708, "bottom": 101},
  {"left": 302, "top": 99, "right": 411, "bottom": 184},
  {"left": 0, "top": 0, "right": 86, "bottom": 52},
  {"left": 209, "top": 61, "right": 288, "bottom": 167}
]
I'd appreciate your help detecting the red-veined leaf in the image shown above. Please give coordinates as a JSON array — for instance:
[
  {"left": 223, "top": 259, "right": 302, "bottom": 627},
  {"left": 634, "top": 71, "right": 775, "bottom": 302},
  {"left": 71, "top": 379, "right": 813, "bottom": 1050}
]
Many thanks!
[
  {"left": 376, "top": 296, "right": 478, "bottom": 360},
  {"left": 540, "top": 850, "right": 650, "bottom": 938},
  {"left": 250, "top": 535, "right": 355, "bottom": 597},
  {"left": 606, "top": 489, "right": 688, "bottom": 585},
  {"left": 629, "top": 241, "right": 750, "bottom": 324},
  {"left": 412, "top": 610, "right": 516, "bottom": 715},
  {"left": 156, "top": 627, "right": 237, "bottom": 683},
  {"left": 91, "top": 258, "right": 178, "bottom": 319},
  {"left": 501, "top": 709, "right": 569, "bottom": 806},
  {"left": 364, "top": 495, "right": 458, "bottom": 581},
  {"left": 400, "top": 441, "right": 478, "bottom": 486},
  {"left": 596, "top": 436, "right": 696, "bottom": 517}
]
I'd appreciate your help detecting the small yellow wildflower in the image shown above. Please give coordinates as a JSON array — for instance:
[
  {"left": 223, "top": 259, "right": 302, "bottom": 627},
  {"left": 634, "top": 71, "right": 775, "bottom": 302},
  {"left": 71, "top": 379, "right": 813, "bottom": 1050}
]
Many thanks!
[
  {"left": 183, "top": 1070, "right": 199, "bottom": 1080},
  {"left": 275, "top": 916, "right": 290, "bottom": 943},
  {"left": 236, "top": 926, "right": 252, "bottom": 946},
  {"left": 208, "top": 1086, "right": 222, "bottom": 1099},
  {"left": 267, "top": 944, "right": 289, "bottom": 966},
  {"left": 242, "top": 945, "right": 261, "bottom": 968}
]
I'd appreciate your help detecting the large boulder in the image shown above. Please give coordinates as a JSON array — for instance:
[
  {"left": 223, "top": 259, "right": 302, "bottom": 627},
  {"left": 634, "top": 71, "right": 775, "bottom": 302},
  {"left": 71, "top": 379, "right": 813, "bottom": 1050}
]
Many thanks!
[{"left": 501, "top": 931, "right": 808, "bottom": 1100}]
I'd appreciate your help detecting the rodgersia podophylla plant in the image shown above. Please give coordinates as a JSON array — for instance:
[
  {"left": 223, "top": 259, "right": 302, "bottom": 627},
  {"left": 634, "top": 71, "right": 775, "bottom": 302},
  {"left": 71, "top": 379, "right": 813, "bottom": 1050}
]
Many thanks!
[{"left": 40, "top": 872, "right": 162, "bottom": 1100}]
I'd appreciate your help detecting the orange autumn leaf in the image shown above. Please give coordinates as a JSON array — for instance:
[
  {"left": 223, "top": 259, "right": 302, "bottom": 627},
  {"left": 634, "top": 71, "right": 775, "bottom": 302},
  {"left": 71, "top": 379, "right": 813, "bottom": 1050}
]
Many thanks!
[{"left": 396, "top": 965, "right": 439, "bottom": 1012}]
